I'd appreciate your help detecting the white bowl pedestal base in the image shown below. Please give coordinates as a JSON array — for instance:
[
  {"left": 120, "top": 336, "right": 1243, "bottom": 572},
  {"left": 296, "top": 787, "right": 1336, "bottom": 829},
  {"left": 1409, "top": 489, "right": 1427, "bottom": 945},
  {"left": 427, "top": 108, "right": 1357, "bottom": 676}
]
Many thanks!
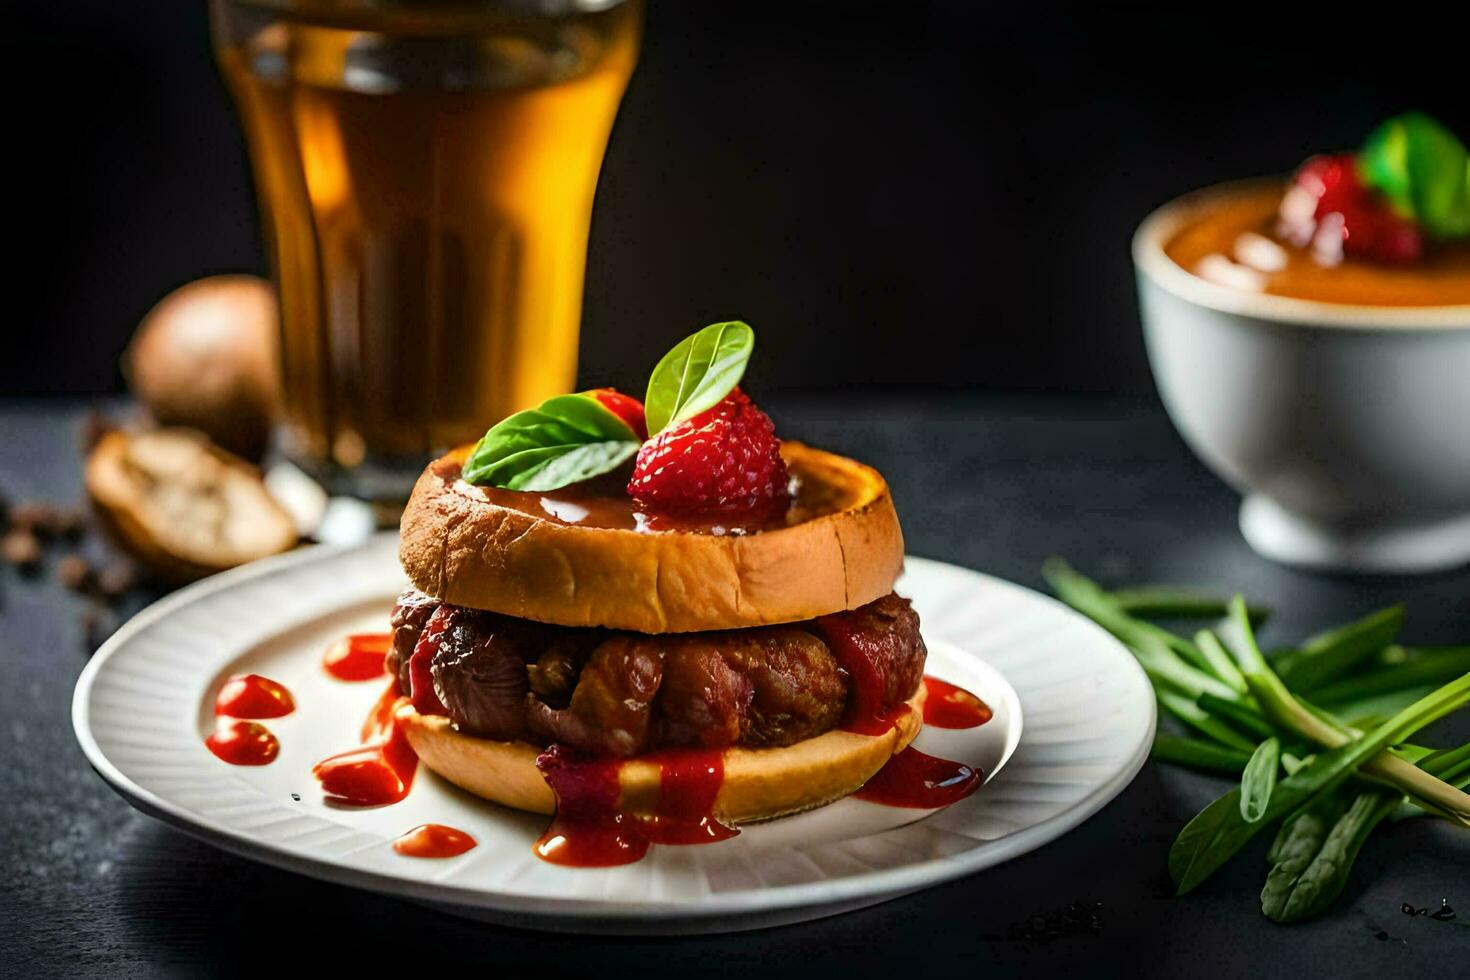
[{"left": 1240, "top": 495, "right": 1470, "bottom": 574}]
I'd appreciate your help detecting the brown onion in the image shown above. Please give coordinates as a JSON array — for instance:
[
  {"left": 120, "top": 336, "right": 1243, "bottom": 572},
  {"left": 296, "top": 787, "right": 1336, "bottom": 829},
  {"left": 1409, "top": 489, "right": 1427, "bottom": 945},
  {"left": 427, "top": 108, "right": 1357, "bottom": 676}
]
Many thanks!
[{"left": 124, "top": 275, "right": 280, "bottom": 459}]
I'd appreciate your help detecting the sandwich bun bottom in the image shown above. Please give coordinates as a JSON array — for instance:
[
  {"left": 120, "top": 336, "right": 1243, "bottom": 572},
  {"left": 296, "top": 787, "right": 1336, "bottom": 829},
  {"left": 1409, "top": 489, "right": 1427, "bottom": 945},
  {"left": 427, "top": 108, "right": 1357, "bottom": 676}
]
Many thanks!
[{"left": 397, "top": 685, "right": 926, "bottom": 822}]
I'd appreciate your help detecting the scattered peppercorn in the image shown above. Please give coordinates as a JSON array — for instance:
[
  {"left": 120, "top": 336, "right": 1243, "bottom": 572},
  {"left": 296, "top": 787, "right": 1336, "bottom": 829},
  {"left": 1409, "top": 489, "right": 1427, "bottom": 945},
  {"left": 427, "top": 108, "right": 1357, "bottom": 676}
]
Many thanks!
[
  {"left": 10, "top": 502, "right": 62, "bottom": 538},
  {"left": 57, "top": 554, "right": 97, "bottom": 592},
  {"left": 2, "top": 530, "right": 42, "bottom": 573},
  {"left": 96, "top": 563, "right": 138, "bottom": 600}
]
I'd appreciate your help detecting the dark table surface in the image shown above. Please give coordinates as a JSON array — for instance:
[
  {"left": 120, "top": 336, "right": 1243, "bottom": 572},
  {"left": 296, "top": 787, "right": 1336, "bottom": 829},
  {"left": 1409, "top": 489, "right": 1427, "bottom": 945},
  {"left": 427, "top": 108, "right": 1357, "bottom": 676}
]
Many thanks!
[{"left": 3, "top": 394, "right": 1467, "bottom": 977}]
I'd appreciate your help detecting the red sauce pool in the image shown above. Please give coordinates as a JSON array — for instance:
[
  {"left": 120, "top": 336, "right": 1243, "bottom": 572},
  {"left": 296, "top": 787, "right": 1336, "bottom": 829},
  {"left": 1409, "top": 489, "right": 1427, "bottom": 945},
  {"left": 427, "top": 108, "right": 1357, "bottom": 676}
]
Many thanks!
[
  {"left": 205, "top": 720, "right": 280, "bottom": 766},
  {"left": 313, "top": 683, "right": 419, "bottom": 806},
  {"left": 854, "top": 747, "right": 982, "bottom": 809},
  {"left": 323, "top": 634, "right": 391, "bottom": 682},
  {"left": 392, "top": 824, "right": 477, "bottom": 858},
  {"left": 921, "top": 676, "right": 993, "bottom": 729},
  {"left": 214, "top": 674, "right": 294, "bottom": 719}
]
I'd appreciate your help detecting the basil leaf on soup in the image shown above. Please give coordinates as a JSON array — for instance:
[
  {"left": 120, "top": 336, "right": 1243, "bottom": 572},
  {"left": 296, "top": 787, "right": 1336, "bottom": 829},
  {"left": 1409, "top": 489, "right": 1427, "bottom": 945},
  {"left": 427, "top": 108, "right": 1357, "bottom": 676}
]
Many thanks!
[
  {"left": 1360, "top": 113, "right": 1470, "bottom": 238},
  {"left": 643, "top": 321, "right": 754, "bottom": 437},
  {"left": 462, "top": 393, "right": 641, "bottom": 491}
]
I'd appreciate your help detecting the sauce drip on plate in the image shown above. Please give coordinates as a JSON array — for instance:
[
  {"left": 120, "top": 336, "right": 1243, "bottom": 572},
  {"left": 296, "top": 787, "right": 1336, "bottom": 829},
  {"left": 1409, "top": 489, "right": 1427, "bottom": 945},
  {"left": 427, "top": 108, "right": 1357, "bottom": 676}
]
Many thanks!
[
  {"left": 323, "top": 634, "right": 391, "bottom": 681},
  {"left": 392, "top": 824, "right": 477, "bottom": 858},
  {"left": 313, "top": 681, "right": 420, "bottom": 806},
  {"left": 205, "top": 720, "right": 280, "bottom": 766},
  {"left": 921, "top": 676, "right": 992, "bottom": 729},
  {"left": 854, "top": 747, "right": 983, "bottom": 809},
  {"left": 214, "top": 674, "right": 294, "bottom": 719}
]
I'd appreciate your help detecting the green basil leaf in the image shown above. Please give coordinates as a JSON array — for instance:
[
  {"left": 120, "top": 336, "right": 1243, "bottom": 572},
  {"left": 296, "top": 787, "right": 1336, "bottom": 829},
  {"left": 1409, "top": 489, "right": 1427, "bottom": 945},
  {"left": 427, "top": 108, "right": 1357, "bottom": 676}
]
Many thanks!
[
  {"left": 643, "top": 321, "right": 754, "bottom": 437},
  {"left": 461, "top": 393, "right": 640, "bottom": 491},
  {"left": 1360, "top": 113, "right": 1470, "bottom": 238},
  {"left": 1240, "top": 737, "right": 1281, "bottom": 823}
]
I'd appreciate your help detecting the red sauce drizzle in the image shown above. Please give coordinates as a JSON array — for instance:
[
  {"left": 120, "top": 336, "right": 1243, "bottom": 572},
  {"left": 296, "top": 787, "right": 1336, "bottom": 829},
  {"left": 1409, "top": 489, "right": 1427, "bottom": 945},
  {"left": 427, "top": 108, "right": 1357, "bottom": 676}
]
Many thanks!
[
  {"left": 814, "top": 613, "right": 903, "bottom": 735},
  {"left": 361, "top": 678, "right": 400, "bottom": 742},
  {"left": 921, "top": 676, "right": 993, "bottom": 729},
  {"left": 313, "top": 681, "right": 419, "bottom": 806},
  {"left": 639, "top": 749, "right": 739, "bottom": 845},
  {"left": 534, "top": 745, "right": 649, "bottom": 867},
  {"left": 408, "top": 609, "right": 450, "bottom": 716},
  {"left": 532, "top": 745, "right": 738, "bottom": 866},
  {"left": 205, "top": 720, "right": 280, "bottom": 766},
  {"left": 854, "top": 747, "right": 982, "bottom": 808},
  {"left": 214, "top": 674, "right": 294, "bottom": 719},
  {"left": 323, "top": 633, "right": 391, "bottom": 682},
  {"left": 392, "top": 824, "right": 477, "bottom": 858}
]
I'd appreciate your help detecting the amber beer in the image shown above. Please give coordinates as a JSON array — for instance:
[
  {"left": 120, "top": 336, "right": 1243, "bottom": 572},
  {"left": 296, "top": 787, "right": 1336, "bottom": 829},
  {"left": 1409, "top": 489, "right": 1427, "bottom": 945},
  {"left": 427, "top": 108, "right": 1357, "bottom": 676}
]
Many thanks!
[{"left": 210, "top": 0, "right": 641, "bottom": 498}]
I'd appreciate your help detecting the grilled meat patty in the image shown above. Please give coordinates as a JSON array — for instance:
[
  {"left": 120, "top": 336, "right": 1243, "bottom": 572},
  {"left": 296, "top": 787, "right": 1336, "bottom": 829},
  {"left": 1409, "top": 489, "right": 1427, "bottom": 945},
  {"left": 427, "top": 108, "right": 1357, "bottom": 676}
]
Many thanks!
[{"left": 386, "top": 589, "right": 925, "bottom": 757}]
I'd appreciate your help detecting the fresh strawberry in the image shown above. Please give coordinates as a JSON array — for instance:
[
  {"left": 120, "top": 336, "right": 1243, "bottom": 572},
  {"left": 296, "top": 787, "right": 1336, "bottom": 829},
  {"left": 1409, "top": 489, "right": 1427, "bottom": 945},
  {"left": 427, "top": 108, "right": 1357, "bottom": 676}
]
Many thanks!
[
  {"left": 589, "top": 388, "right": 648, "bottom": 440},
  {"left": 627, "top": 388, "right": 789, "bottom": 515},
  {"left": 1289, "top": 153, "right": 1423, "bottom": 264}
]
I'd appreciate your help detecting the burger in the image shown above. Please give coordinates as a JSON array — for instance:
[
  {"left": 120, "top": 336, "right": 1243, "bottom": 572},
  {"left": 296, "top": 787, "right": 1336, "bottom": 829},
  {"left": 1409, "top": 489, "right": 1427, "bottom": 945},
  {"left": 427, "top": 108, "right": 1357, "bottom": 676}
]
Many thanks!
[{"left": 381, "top": 323, "right": 929, "bottom": 859}]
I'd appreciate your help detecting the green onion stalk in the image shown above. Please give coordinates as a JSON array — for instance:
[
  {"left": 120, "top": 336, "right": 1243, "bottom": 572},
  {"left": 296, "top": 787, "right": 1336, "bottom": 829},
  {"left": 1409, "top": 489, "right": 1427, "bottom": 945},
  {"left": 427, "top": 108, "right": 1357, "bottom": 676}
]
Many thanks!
[{"left": 1221, "top": 597, "right": 1470, "bottom": 828}]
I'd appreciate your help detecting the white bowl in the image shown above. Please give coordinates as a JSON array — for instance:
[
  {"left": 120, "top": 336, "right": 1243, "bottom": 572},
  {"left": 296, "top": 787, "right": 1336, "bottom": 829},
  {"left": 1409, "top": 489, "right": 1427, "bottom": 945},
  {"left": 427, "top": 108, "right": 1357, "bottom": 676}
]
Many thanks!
[{"left": 1134, "top": 180, "right": 1470, "bottom": 574}]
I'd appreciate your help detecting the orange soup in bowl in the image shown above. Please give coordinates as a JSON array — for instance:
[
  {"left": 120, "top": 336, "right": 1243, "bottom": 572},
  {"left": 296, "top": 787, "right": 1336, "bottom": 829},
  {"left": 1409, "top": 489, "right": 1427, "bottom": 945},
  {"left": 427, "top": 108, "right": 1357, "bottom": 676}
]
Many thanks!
[{"left": 1165, "top": 186, "right": 1470, "bottom": 307}]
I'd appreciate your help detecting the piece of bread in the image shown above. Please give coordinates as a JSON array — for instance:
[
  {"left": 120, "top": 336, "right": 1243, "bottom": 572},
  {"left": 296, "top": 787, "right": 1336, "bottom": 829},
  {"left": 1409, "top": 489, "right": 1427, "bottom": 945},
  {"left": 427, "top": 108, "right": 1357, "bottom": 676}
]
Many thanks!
[
  {"left": 398, "top": 684, "right": 925, "bottom": 821},
  {"left": 398, "top": 442, "right": 905, "bottom": 633},
  {"left": 85, "top": 428, "right": 297, "bottom": 584}
]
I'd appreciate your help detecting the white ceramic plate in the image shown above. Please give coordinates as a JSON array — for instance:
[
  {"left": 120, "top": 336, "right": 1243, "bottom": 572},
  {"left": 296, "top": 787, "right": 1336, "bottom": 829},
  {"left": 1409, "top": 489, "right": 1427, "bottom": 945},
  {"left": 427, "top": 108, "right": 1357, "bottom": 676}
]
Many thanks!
[{"left": 73, "top": 535, "right": 1154, "bottom": 934}]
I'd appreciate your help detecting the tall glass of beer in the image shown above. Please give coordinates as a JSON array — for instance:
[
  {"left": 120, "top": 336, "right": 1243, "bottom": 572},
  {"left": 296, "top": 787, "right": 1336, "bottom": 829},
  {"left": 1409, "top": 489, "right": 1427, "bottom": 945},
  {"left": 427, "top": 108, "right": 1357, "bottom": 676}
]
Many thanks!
[{"left": 209, "top": 0, "right": 642, "bottom": 501}]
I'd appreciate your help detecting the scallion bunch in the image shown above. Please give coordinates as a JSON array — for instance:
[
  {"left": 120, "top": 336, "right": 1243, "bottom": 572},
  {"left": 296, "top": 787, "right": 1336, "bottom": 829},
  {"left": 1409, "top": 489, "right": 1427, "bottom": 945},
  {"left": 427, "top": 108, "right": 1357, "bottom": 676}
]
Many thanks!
[{"left": 1043, "top": 559, "right": 1470, "bottom": 923}]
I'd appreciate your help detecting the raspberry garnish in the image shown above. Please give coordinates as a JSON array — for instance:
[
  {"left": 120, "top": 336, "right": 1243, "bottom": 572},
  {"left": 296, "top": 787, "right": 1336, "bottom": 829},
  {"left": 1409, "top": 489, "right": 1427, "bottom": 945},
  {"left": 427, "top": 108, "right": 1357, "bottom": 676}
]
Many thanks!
[
  {"left": 589, "top": 388, "right": 648, "bottom": 440},
  {"left": 627, "top": 388, "right": 789, "bottom": 515},
  {"left": 1286, "top": 154, "right": 1423, "bottom": 265},
  {"left": 1295, "top": 154, "right": 1356, "bottom": 216}
]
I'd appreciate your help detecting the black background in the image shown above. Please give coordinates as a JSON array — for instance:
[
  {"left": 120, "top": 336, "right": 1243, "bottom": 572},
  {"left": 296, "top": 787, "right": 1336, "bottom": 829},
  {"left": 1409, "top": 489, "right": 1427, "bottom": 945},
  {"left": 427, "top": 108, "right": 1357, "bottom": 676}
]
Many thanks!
[{"left": 8, "top": 1, "right": 1470, "bottom": 397}]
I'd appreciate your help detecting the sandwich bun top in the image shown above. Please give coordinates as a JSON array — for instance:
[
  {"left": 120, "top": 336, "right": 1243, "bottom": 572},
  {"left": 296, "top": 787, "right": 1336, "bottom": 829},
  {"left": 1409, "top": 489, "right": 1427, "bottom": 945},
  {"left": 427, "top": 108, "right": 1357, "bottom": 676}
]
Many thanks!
[{"left": 398, "top": 441, "right": 904, "bottom": 633}]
